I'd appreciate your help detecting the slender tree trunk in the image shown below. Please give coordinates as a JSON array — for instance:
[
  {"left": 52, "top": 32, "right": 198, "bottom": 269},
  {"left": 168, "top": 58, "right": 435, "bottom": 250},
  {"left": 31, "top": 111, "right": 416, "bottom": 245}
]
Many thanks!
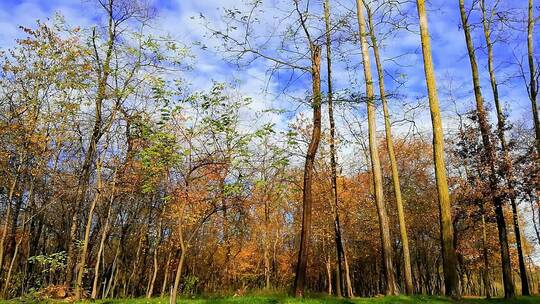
[
  {"left": 481, "top": 213, "right": 491, "bottom": 299},
  {"left": 293, "top": 45, "right": 322, "bottom": 297},
  {"left": 147, "top": 216, "right": 163, "bottom": 298},
  {"left": 91, "top": 170, "right": 116, "bottom": 299},
  {"left": 356, "top": 0, "right": 398, "bottom": 295},
  {"left": 364, "top": 1, "right": 413, "bottom": 295},
  {"left": 171, "top": 195, "right": 188, "bottom": 304},
  {"left": 323, "top": 0, "right": 346, "bottom": 296},
  {"left": 344, "top": 249, "right": 354, "bottom": 297},
  {"left": 458, "top": 0, "right": 515, "bottom": 298},
  {"left": 415, "top": 0, "right": 461, "bottom": 299},
  {"left": 161, "top": 251, "right": 172, "bottom": 297},
  {"left": 75, "top": 160, "right": 104, "bottom": 299},
  {"left": 2, "top": 217, "right": 24, "bottom": 298},
  {"left": 104, "top": 244, "right": 120, "bottom": 299},
  {"left": 0, "top": 171, "right": 19, "bottom": 276},
  {"left": 528, "top": 0, "right": 540, "bottom": 155}
]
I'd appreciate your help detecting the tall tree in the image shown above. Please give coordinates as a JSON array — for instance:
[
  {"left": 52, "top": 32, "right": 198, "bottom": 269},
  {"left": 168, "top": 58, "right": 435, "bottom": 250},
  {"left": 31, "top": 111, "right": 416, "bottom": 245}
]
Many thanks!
[
  {"left": 458, "top": 0, "right": 515, "bottom": 298},
  {"left": 355, "top": 0, "right": 398, "bottom": 295},
  {"left": 414, "top": 0, "right": 461, "bottom": 299},
  {"left": 363, "top": 0, "right": 413, "bottom": 295},
  {"left": 480, "top": 0, "right": 530, "bottom": 296},
  {"left": 323, "top": 0, "right": 348, "bottom": 297}
]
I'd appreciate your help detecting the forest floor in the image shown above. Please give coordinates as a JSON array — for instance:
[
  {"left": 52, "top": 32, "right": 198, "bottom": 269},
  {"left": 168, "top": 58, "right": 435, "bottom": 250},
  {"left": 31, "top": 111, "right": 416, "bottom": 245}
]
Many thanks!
[{"left": 2, "top": 294, "right": 540, "bottom": 304}]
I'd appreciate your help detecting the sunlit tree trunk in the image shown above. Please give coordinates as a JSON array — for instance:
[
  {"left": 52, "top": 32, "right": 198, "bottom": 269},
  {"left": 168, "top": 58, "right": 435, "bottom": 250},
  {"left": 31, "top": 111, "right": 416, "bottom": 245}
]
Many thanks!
[
  {"left": 171, "top": 191, "right": 188, "bottom": 304},
  {"left": 458, "top": 0, "right": 515, "bottom": 298},
  {"left": 293, "top": 44, "right": 322, "bottom": 297},
  {"left": 364, "top": 1, "right": 413, "bottom": 295},
  {"left": 528, "top": 0, "right": 540, "bottom": 154},
  {"left": 161, "top": 251, "right": 172, "bottom": 297},
  {"left": 415, "top": 0, "right": 461, "bottom": 299},
  {"left": 356, "top": 0, "right": 398, "bottom": 295}
]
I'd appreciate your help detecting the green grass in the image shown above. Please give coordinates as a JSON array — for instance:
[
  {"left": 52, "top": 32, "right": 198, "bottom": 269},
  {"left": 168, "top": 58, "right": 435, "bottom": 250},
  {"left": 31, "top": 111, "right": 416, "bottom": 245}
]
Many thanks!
[{"left": 2, "top": 295, "right": 540, "bottom": 304}]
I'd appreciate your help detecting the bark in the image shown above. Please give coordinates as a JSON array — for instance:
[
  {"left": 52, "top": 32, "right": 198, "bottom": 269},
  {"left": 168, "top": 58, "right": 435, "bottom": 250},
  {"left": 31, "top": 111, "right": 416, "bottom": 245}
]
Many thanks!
[
  {"left": 415, "top": 0, "right": 461, "bottom": 299},
  {"left": 161, "top": 251, "right": 172, "bottom": 297},
  {"left": 356, "top": 0, "right": 398, "bottom": 295},
  {"left": 323, "top": 0, "right": 346, "bottom": 296},
  {"left": 91, "top": 170, "right": 117, "bottom": 299},
  {"left": 364, "top": 0, "right": 413, "bottom": 295},
  {"left": 458, "top": 0, "right": 515, "bottom": 298},
  {"left": 293, "top": 44, "right": 322, "bottom": 298},
  {"left": 75, "top": 160, "right": 104, "bottom": 299},
  {"left": 481, "top": 213, "right": 491, "bottom": 299},
  {"left": 528, "top": 0, "right": 540, "bottom": 155},
  {"left": 170, "top": 198, "right": 187, "bottom": 304}
]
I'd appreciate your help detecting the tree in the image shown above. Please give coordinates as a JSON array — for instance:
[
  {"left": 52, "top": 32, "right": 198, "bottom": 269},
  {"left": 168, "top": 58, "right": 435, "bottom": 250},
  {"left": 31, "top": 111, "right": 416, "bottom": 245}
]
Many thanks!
[
  {"left": 363, "top": 0, "right": 413, "bottom": 295},
  {"left": 355, "top": 0, "right": 398, "bottom": 295},
  {"left": 323, "top": 0, "right": 349, "bottom": 297},
  {"left": 479, "top": 0, "right": 530, "bottom": 296},
  {"left": 458, "top": 0, "right": 515, "bottom": 297},
  {"left": 414, "top": 0, "right": 461, "bottom": 299}
]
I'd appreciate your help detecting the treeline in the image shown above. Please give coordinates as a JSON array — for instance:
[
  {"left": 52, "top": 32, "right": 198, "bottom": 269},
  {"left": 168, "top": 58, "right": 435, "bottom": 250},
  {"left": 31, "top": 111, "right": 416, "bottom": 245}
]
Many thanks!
[{"left": 0, "top": 0, "right": 539, "bottom": 302}]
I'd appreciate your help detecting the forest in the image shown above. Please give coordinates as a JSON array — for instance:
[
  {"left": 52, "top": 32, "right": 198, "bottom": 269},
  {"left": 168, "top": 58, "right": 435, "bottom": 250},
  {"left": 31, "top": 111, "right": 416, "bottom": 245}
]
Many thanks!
[{"left": 0, "top": 0, "right": 539, "bottom": 303}]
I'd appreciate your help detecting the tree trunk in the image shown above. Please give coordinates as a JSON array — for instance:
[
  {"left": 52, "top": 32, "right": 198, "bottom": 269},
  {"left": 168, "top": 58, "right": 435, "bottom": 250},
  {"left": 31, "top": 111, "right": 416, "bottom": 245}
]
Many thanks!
[
  {"left": 0, "top": 171, "right": 18, "bottom": 276},
  {"left": 458, "top": 0, "right": 515, "bottom": 298},
  {"left": 161, "top": 251, "right": 172, "bottom": 297},
  {"left": 365, "top": 1, "right": 413, "bottom": 295},
  {"left": 91, "top": 170, "right": 116, "bottom": 299},
  {"left": 147, "top": 215, "right": 163, "bottom": 298},
  {"left": 415, "top": 0, "right": 461, "bottom": 299},
  {"left": 356, "top": 0, "right": 398, "bottom": 295},
  {"left": 75, "top": 160, "right": 104, "bottom": 299},
  {"left": 2, "top": 217, "right": 24, "bottom": 298},
  {"left": 528, "top": 0, "right": 540, "bottom": 155},
  {"left": 293, "top": 45, "right": 322, "bottom": 297},
  {"left": 170, "top": 196, "right": 188, "bottom": 304},
  {"left": 323, "top": 0, "right": 346, "bottom": 296}
]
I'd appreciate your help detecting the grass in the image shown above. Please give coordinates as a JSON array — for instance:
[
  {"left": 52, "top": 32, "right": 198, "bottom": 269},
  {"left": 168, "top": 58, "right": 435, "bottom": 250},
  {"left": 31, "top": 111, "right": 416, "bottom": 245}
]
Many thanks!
[{"left": 2, "top": 294, "right": 540, "bottom": 304}]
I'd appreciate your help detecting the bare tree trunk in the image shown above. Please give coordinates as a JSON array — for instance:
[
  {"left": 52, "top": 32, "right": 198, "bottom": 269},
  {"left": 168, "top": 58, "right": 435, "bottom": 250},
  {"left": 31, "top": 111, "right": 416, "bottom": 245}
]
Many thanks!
[
  {"left": 528, "top": 0, "right": 540, "bottom": 155},
  {"left": 147, "top": 216, "right": 163, "bottom": 298},
  {"left": 481, "top": 213, "right": 491, "bottom": 299},
  {"left": 161, "top": 251, "right": 172, "bottom": 297},
  {"left": 458, "top": 0, "right": 515, "bottom": 298},
  {"left": 75, "top": 160, "right": 104, "bottom": 299},
  {"left": 293, "top": 44, "right": 322, "bottom": 298},
  {"left": 104, "top": 244, "right": 120, "bottom": 299},
  {"left": 344, "top": 249, "right": 354, "bottom": 297},
  {"left": 91, "top": 170, "right": 117, "bottom": 299},
  {"left": 415, "top": 0, "right": 461, "bottom": 299},
  {"left": 323, "top": 0, "right": 346, "bottom": 296},
  {"left": 364, "top": 0, "right": 413, "bottom": 295},
  {"left": 171, "top": 197, "right": 187, "bottom": 304},
  {"left": 356, "top": 0, "right": 398, "bottom": 295}
]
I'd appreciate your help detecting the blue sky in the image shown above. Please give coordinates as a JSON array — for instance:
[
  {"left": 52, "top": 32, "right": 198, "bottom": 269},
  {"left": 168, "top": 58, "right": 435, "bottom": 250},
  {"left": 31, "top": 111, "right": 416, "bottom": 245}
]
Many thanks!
[{"left": 1, "top": 0, "right": 535, "bottom": 134}]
